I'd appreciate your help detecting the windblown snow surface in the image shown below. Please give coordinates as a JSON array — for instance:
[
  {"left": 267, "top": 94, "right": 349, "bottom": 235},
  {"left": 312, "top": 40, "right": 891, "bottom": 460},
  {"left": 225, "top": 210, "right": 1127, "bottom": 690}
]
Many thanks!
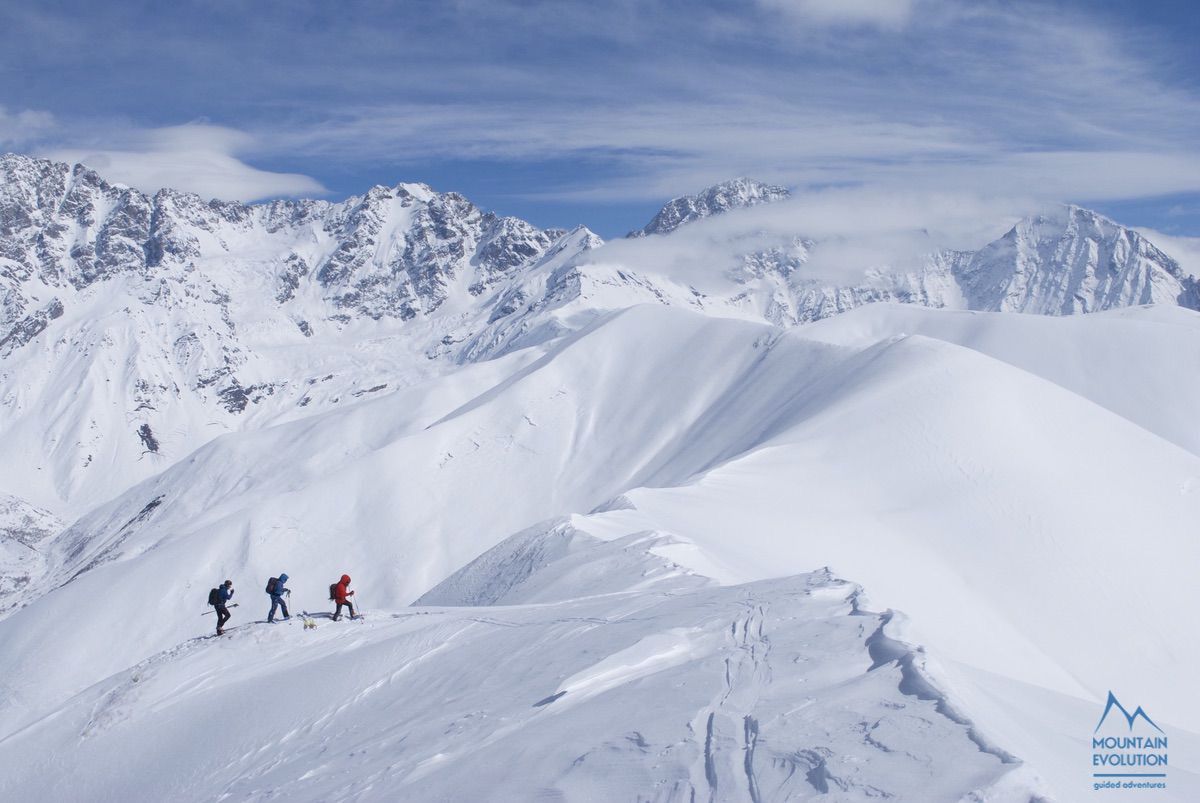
[{"left": 1, "top": 172, "right": 1199, "bottom": 801}]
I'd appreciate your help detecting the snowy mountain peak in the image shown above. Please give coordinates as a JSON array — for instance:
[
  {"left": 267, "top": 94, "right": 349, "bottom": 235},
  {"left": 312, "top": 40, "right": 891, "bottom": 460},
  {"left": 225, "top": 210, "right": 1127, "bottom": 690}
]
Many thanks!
[
  {"left": 1008, "top": 204, "right": 1135, "bottom": 247},
  {"left": 1, "top": 154, "right": 1198, "bottom": 521},
  {"left": 629, "top": 177, "right": 791, "bottom": 237},
  {"left": 0, "top": 153, "right": 603, "bottom": 514},
  {"left": 956, "top": 203, "right": 1196, "bottom": 314},
  {"left": 392, "top": 181, "right": 437, "bottom": 202}
]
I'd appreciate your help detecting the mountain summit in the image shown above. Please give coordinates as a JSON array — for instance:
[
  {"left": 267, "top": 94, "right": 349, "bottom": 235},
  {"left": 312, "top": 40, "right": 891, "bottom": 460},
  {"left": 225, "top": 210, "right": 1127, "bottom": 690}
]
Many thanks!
[
  {"left": 628, "top": 177, "right": 791, "bottom": 237},
  {"left": 958, "top": 204, "right": 1200, "bottom": 314}
]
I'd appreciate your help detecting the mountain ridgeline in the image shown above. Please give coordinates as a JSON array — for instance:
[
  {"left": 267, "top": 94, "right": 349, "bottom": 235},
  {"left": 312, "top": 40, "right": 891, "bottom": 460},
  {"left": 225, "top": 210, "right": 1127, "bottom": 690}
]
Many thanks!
[
  {"left": 0, "top": 154, "right": 1197, "bottom": 517},
  {"left": 2, "top": 156, "right": 1196, "bottom": 363},
  {"left": 2, "top": 156, "right": 1200, "bottom": 802}
]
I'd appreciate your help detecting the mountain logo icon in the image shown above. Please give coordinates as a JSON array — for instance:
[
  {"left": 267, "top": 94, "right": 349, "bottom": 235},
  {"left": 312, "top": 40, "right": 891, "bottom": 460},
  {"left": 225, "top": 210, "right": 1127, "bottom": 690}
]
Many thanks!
[{"left": 1095, "top": 691, "right": 1165, "bottom": 734}]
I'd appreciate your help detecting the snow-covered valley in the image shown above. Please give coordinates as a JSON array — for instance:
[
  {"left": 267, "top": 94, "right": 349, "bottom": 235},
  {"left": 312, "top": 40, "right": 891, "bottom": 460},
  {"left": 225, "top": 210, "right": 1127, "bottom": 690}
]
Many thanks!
[{"left": 1, "top": 158, "right": 1198, "bottom": 801}]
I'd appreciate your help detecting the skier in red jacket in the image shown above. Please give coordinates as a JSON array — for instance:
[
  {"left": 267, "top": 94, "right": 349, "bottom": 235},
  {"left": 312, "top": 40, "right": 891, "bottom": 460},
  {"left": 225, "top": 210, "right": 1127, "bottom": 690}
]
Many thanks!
[{"left": 332, "top": 574, "right": 356, "bottom": 621}]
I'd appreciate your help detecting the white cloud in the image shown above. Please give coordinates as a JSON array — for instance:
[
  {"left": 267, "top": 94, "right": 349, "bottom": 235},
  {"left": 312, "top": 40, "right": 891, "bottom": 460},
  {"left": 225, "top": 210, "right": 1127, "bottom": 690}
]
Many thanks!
[
  {"left": 45, "top": 124, "right": 325, "bottom": 202},
  {"left": 0, "top": 106, "right": 57, "bottom": 150},
  {"left": 757, "top": 0, "right": 916, "bottom": 30},
  {"left": 582, "top": 187, "right": 1030, "bottom": 287},
  {"left": 241, "top": 1, "right": 1200, "bottom": 211},
  {"left": 274, "top": 100, "right": 1200, "bottom": 211},
  {"left": 1135, "top": 228, "right": 1200, "bottom": 277},
  {"left": 9, "top": 0, "right": 1198, "bottom": 219},
  {"left": 850, "top": 150, "right": 1200, "bottom": 204}
]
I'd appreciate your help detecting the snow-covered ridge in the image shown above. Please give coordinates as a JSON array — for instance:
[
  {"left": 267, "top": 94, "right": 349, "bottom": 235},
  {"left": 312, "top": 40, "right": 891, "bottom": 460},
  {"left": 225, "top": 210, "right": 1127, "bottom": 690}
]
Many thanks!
[
  {"left": 1, "top": 285, "right": 1198, "bottom": 798},
  {"left": 1, "top": 153, "right": 1197, "bottom": 521},
  {"left": 0, "top": 540, "right": 1045, "bottom": 801}
]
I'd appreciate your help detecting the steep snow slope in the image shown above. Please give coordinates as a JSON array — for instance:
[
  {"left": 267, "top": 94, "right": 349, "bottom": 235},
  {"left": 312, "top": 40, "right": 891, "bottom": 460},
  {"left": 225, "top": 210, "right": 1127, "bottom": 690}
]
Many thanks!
[
  {"left": 801, "top": 302, "right": 1200, "bottom": 456},
  {"left": 0, "top": 530, "right": 1046, "bottom": 802},
  {"left": 1, "top": 304, "right": 1197, "bottom": 802},
  {"left": 0, "top": 307, "right": 851, "bottom": 733},
  {"left": 3, "top": 156, "right": 1198, "bottom": 526},
  {"left": 563, "top": 309, "right": 1200, "bottom": 798},
  {"left": 566, "top": 325, "right": 1200, "bottom": 697}
]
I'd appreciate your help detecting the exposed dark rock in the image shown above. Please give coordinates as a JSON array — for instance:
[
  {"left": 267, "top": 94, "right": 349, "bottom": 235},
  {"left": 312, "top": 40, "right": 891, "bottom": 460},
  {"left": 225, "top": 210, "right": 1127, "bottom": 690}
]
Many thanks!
[
  {"left": 137, "top": 424, "right": 159, "bottom": 453},
  {"left": 0, "top": 297, "right": 63, "bottom": 356}
]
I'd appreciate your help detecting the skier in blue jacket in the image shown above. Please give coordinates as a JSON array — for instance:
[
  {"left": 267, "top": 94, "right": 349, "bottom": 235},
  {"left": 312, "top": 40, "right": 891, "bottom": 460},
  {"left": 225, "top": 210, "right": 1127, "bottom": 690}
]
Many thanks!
[{"left": 266, "top": 573, "right": 290, "bottom": 622}]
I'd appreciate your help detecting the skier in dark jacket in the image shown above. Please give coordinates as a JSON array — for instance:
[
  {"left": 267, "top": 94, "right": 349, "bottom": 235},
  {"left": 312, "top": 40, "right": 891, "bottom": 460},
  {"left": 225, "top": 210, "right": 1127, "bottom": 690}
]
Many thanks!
[
  {"left": 267, "top": 573, "right": 290, "bottom": 622},
  {"left": 332, "top": 574, "right": 356, "bottom": 621},
  {"left": 214, "top": 579, "right": 234, "bottom": 635}
]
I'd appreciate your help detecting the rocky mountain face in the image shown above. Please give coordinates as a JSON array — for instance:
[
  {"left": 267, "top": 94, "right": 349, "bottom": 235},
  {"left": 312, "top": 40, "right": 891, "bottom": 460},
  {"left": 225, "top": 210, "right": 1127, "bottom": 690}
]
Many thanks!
[
  {"left": 0, "top": 493, "right": 61, "bottom": 613},
  {"left": 628, "top": 177, "right": 791, "bottom": 237},
  {"left": 0, "top": 153, "right": 598, "bottom": 517},
  {"left": 626, "top": 193, "right": 1198, "bottom": 325},
  {"left": 956, "top": 205, "right": 1199, "bottom": 314},
  {"left": 1, "top": 154, "right": 1198, "bottom": 520},
  {"left": 478, "top": 200, "right": 1198, "bottom": 340},
  {"left": 0, "top": 153, "right": 582, "bottom": 347}
]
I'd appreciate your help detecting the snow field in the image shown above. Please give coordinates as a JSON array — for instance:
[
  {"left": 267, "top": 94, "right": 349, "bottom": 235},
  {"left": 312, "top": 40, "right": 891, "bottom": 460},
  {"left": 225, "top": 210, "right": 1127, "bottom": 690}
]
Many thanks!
[
  {"left": 2, "top": 301, "right": 1198, "bottom": 799},
  {"left": 0, "top": 536, "right": 1039, "bottom": 802}
]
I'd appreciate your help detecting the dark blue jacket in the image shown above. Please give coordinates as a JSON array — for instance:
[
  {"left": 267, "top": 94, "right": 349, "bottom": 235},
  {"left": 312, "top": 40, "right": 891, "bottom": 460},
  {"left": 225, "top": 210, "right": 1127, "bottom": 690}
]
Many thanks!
[
  {"left": 270, "top": 573, "right": 289, "bottom": 597},
  {"left": 219, "top": 586, "right": 234, "bottom": 603}
]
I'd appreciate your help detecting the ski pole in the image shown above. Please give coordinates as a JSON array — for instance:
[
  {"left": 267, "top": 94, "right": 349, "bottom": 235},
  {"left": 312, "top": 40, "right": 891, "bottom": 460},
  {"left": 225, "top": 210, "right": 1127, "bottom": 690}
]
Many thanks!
[{"left": 201, "top": 600, "right": 238, "bottom": 614}]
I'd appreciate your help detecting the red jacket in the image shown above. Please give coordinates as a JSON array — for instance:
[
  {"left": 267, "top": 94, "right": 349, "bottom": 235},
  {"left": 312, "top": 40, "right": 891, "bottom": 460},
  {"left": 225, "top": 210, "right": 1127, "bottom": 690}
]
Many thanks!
[{"left": 335, "top": 574, "right": 353, "bottom": 603}]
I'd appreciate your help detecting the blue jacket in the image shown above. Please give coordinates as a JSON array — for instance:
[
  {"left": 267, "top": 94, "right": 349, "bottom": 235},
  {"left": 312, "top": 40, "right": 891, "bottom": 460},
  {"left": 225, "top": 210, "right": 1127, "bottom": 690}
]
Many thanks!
[
  {"left": 219, "top": 586, "right": 234, "bottom": 603},
  {"left": 270, "top": 573, "right": 289, "bottom": 597}
]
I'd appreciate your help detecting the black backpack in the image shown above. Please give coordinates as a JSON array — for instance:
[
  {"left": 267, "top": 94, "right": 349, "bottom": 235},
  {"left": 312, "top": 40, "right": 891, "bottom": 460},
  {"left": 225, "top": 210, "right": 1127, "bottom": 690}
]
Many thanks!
[
  {"left": 208, "top": 587, "right": 220, "bottom": 606},
  {"left": 266, "top": 577, "right": 278, "bottom": 595},
  {"left": 329, "top": 582, "right": 338, "bottom": 602}
]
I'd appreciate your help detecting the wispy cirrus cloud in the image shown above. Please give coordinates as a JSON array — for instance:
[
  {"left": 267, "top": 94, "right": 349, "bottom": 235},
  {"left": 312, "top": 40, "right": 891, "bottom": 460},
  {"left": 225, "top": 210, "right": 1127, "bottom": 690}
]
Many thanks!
[
  {"left": 755, "top": 0, "right": 916, "bottom": 30},
  {"left": 584, "top": 186, "right": 1030, "bottom": 286},
  {"left": 2, "top": 0, "right": 1199, "bottom": 232},
  {"left": 1136, "top": 228, "right": 1200, "bottom": 277},
  {"left": 0, "top": 106, "right": 57, "bottom": 150},
  {"left": 44, "top": 123, "right": 325, "bottom": 201},
  {"left": 226, "top": 0, "right": 1200, "bottom": 210}
]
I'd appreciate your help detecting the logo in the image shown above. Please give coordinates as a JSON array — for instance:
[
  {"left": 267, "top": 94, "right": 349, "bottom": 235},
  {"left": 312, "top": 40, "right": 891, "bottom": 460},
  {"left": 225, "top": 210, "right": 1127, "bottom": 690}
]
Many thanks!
[
  {"left": 1091, "top": 691, "right": 1167, "bottom": 792},
  {"left": 1095, "top": 691, "right": 1164, "bottom": 734}
]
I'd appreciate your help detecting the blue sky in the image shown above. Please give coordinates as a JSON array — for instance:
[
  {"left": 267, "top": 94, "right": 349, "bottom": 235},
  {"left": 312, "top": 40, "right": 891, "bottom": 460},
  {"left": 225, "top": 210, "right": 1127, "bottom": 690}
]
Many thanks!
[{"left": 1, "top": 0, "right": 1199, "bottom": 239}]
